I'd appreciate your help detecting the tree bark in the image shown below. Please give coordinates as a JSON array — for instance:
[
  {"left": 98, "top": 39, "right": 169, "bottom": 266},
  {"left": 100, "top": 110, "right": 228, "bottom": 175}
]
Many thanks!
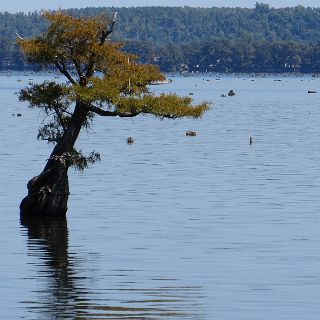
[{"left": 20, "top": 101, "right": 88, "bottom": 216}]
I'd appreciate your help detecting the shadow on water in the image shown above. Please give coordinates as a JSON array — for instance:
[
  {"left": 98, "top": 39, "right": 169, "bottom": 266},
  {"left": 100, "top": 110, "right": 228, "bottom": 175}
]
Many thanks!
[{"left": 20, "top": 215, "right": 205, "bottom": 320}]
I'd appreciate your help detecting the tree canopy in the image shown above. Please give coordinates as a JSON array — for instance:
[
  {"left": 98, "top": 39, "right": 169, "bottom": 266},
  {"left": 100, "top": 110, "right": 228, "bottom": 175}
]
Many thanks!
[
  {"left": 19, "top": 11, "right": 208, "bottom": 163},
  {"left": 18, "top": 11, "right": 209, "bottom": 215}
]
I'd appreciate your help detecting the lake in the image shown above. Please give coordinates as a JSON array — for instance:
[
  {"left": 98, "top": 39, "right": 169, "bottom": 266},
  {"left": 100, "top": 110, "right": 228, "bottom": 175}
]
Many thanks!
[{"left": 1, "top": 72, "right": 320, "bottom": 319}]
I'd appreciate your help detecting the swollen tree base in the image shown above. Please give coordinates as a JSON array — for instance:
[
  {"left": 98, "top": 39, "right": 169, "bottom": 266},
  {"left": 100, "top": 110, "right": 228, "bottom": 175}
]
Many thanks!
[{"left": 20, "top": 163, "right": 70, "bottom": 216}]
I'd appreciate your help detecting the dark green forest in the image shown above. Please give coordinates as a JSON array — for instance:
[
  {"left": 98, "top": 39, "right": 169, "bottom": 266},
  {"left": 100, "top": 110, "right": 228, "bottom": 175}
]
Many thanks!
[{"left": 2, "top": 3, "right": 320, "bottom": 72}]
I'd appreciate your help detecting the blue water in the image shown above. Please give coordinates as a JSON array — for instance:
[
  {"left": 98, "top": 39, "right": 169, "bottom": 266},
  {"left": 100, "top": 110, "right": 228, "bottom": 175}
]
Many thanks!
[{"left": 1, "top": 72, "right": 320, "bottom": 319}]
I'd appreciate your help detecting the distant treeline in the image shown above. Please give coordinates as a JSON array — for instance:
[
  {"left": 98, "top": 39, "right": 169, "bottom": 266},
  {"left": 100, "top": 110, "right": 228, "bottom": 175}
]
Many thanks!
[
  {"left": 126, "top": 39, "right": 320, "bottom": 73},
  {"left": 2, "top": 4, "right": 320, "bottom": 72}
]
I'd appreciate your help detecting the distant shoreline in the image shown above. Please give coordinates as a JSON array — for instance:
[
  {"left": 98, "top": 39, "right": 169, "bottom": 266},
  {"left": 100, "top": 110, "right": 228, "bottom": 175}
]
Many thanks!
[
  {"left": 2, "top": 6, "right": 320, "bottom": 73},
  {"left": 2, "top": 70, "right": 320, "bottom": 77}
]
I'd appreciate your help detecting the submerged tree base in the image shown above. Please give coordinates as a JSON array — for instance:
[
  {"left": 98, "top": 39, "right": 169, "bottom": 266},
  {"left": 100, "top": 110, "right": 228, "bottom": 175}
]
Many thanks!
[{"left": 20, "top": 163, "right": 69, "bottom": 216}]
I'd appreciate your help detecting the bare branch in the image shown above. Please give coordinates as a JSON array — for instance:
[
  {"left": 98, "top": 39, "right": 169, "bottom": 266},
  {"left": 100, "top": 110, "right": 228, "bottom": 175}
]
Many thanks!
[
  {"left": 99, "top": 12, "right": 118, "bottom": 44},
  {"left": 15, "top": 33, "right": 24, "bottom": 40}
]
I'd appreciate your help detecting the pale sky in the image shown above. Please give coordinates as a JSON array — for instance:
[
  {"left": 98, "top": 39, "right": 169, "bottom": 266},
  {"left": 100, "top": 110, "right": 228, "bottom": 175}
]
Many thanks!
[{"left": 1, "top": 0, "right": 319, "bottom": 13}]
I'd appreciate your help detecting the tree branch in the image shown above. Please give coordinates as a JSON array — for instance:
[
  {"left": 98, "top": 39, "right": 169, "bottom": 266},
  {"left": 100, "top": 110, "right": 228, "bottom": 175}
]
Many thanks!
[
  {"left": 87, "top": 104, "right": 182, "bottom": 119},
  {"left": 87, "top": 105, "right": 139, "bottom": 118},
  {"left": 40, "top": 138, "right": 59, "bottom": 142},
  {"left": 99, "top": 12, "right": 118, "bottom": 43},
  {"left": 74, "top": 60, "right": 83, "bottom": 78},
  {"left": 85, "top": 57, "right": 96, "bottom": 79},
  {"left": 59, "top": 107, "right": 72, "bottom": 115},
  {"left": 86, "top": 13, "right": 118, "bottom": 79},
  {"left": 54, "top": 61, "right": 76, "bottom": 84},
  {"left": 53, "top": 106, "right": 67, "bottom": 132}
]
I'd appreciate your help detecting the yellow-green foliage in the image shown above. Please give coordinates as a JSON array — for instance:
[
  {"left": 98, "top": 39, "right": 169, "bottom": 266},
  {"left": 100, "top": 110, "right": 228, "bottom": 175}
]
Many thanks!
[{"left": 18, "top": 11, "right": 209, "bottom": 120}]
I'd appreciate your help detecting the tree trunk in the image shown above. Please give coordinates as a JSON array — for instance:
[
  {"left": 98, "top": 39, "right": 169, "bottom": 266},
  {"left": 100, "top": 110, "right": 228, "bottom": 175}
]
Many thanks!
[
  {"left": 20, "top": 102, "right": 88, "bottom": 216},
  {"left": 20, "top": 164, "right": 70, "bottom": 216}
]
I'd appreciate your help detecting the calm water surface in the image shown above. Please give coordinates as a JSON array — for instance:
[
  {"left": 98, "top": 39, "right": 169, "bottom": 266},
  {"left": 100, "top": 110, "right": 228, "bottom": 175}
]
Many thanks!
[{"left": 1, "top": 72, "right": 320, "bottom": 319}]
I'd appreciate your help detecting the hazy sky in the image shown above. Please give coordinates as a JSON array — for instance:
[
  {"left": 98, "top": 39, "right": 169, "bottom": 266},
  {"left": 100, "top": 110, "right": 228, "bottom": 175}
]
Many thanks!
[{"left": 1, "top": 0, "right": 320, "bottom": 13}]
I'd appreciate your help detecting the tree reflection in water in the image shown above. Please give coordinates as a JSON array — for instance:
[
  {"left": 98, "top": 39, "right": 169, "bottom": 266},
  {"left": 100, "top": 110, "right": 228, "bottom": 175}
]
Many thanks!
[{"left": 20, "top": 215, "right": 204, "bottom": 320}]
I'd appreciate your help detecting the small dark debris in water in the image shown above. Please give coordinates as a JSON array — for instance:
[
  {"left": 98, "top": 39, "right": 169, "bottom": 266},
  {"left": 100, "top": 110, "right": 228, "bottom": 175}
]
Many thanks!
[
  {"left": 17, "top": 79, "right": 22, "bottom": 82},
  {"left": 17, "top": 113, "right": 22, "bottom": 117},
  {"left": 308, "top": 90, "right": 317, "bottom": 93},
  {"left": 249, "top": 137, "right": 253, "bottom": 145},
  {"left": 189, "top": 92, "right": 194, "bottom": 95},
  {"left": 228, "top": 90, "right": 235, "bottom": 96},
  {"left": 221, "top": 94, "right": 226, "bottom": 97},
  {"left": 126, "top": 137, "right": 134, "bottom": 144},
  {"left": 186, "top": 130, "right": 197, "bottom": 136},
  {"left": 12, "top": 113, "right": 15, "bottom": 116}
]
